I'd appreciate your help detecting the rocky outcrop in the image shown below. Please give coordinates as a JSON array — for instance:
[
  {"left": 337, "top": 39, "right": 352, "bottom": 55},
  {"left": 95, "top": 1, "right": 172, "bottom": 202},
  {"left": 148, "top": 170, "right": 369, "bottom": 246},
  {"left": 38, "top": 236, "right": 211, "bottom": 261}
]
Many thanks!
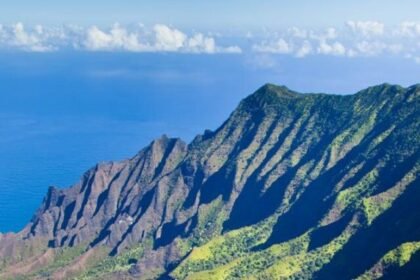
[{"left": 26, "top": 135, "right": 188, "bottom": 251}]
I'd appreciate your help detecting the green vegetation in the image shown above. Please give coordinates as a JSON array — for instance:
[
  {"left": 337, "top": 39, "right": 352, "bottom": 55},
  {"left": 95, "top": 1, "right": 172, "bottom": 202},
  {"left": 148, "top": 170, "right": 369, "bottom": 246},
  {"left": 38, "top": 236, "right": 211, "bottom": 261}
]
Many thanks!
[
  {"left": 190, "top": 198, "right": 227, "bottom": 246},
  {"left": 37, "top": 245, "right": 87, "bottom": 278},
  {"left": 77, "top": 239, "right": 152, "bottom": 279},
  {"left": 357, "top": 242, "right": 420, "bottom": 280},
  {"left": 382, "top": 242, "right": 420, "bottom": 267},
  {"left": 172, "top": 219, "right": 274, "bottom": 279},
  {"left": 174, "top": 220, "right": 356, "bottom": 280},
  {"left": 362, "top": 165, "right": 418, "bottom": 224}
]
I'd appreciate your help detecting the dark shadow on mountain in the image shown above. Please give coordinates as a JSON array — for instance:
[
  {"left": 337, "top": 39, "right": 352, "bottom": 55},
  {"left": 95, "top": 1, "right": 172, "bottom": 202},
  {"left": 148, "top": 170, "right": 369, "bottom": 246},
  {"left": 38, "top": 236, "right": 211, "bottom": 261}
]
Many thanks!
[
  {"left": 154, "top": 215, "right": 198, "bottom": 249},
  {"left": 259, "top": 142, "right": 384, "bottom": 249},
  {"left": 313, "top": 178, "right": 420, "bottom": 280},
  {"left": 153, "top": 139, "right": 179, "bottom": 181},
  {"left": 61, "top": 201, "right": 76, "bottom": 230},
  {"left": 222, "top": 116, "right": 302, "bottom": 231},
  {"left": 225, "top": 119, "right": 341, "bottom": 235},
  {"left": 110, "top": 188, "right": 156, "bottom": 255},
  {"left": 93, "top": 171, "right": 122, "bottom": 217},
  {"left": 76, "top": 173, "right": 96, "bottom": 222},
  {"left": 182, "top": 165, "right": 205, "bottom": 209},
  {"left": 308, "top": 214, "right": 352, "bottom": 251},
  {"left": 199, "top": 165, "right": 236, "bottom": 204}
]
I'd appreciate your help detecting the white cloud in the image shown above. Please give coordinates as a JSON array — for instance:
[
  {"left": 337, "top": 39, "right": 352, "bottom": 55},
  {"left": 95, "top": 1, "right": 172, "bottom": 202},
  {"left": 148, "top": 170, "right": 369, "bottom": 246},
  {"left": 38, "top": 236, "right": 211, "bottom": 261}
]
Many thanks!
[
  {"left": 252, "top": 38, "right": 292, "bottom": 54},
  {"left": 6, "top": 22, "right": 55, "bottom": 52},
  {"left": 185, "top": 33, "right": 241, "bottom": 53},
  {"left": 0, "top": 22, "right": 71, "bottom": 52},
  {"left": 84, "top": 24, "right": 148, "bottom": 51},
  {"left": 186, "top": 33, "right": 215, "bottom": 53},
  {"left": 152, "top": 25, "right": 241, "bottom": 53},
  {"left": 252, "top": 27, "right": 345, "bottom": 58},
  {"left": 325, "top": 27, "right": 338, "bottom": 39},
  {"left": 0, "top": 22, "right": 241, "bottom": 54},
  {"left": 153, "top": 24, "right": 187, "bottom": 51},
  {"left": 296, "top": 41, "right": 312, "bottom": 57},
  {"left": 309, "top": 27, "right": 338, "bottom": 41},
  {"left": 85, "top": 26, "right": 113, "bottom": 50},
  {"left": 397, "top": 21, "right": 420, "bottom": 37},
  {"left": 0, "top": 21, "right": 418, "bottom": 61},
  {"left": 83, "top": 24, "right": 241, "bottom": 53},
  {"left": 351, "top": 41, "right": 404, "bottom": 56},
  {"left": 346, "top": 21, "right": 385, "bottom": 37},
  {"left": 317, "top": 40, "right": 346, "bottom": 56},
  {"left": 354, "top": 41, "right": 387, "bottom": 56},
  {"left": 288, "top": 27, "right": 308, "bottom": 39},
  {"left": 250, "top": 21, "right": 419, "bottom": 62}
]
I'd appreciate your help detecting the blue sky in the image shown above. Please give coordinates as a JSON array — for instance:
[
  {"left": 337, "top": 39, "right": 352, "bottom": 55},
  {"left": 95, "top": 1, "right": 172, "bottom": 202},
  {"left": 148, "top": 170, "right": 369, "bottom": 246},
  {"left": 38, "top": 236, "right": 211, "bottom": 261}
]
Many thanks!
[{"left": 2, "top": 0, "right": 420, "bottom": 28}]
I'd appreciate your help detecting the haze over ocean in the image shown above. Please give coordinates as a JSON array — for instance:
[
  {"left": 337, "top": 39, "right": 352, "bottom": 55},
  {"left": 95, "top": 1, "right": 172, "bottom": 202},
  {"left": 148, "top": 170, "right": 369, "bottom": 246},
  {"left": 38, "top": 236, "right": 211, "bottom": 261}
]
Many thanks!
[{"left": 0, "top": 52, "right": 419, "bottom": 232}]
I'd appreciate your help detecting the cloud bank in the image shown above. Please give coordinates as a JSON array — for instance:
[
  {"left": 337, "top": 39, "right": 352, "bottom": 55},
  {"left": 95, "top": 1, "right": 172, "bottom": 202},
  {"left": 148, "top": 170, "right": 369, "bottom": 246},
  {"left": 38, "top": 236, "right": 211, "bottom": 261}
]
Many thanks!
[
  {"left": 0, "top": 23, "right": 241, "bottom": 54},
  {"left": 0, "top": 21, "right": 418, "bottom": 62},
  {"left": 252, "top": 21, "right": 420, "bottom": 62}
]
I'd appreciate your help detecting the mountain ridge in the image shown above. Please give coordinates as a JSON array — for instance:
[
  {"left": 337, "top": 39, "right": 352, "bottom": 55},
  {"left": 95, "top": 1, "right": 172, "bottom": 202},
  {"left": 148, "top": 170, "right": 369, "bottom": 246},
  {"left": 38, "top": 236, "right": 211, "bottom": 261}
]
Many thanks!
[{"left": 0, "top": 83, "right": 419, "bottom": 279}]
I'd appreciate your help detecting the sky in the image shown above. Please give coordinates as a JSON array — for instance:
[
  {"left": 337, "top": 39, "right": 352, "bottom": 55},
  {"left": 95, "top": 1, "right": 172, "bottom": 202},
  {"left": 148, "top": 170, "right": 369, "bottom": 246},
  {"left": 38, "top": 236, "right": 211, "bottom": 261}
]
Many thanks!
[
  {"left": 1, "top": 0, "right": 420, "bottom": 28},
  {"left": 0, "top": 1, "right": 419, "bottom": 64}
]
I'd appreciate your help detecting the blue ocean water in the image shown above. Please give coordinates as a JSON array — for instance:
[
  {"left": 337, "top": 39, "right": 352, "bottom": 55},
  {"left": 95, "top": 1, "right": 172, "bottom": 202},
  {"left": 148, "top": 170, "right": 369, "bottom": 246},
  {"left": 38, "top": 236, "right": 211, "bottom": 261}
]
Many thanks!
[{"left": 0, "top": 52, "right": 418, "bottom": 232}]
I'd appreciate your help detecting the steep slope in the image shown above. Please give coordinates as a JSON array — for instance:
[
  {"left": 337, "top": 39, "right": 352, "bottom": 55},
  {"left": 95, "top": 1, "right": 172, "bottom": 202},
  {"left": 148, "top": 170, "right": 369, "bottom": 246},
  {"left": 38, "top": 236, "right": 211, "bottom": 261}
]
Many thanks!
[{"left": 0, "top": 83, "right": 419, "bottom": 280}]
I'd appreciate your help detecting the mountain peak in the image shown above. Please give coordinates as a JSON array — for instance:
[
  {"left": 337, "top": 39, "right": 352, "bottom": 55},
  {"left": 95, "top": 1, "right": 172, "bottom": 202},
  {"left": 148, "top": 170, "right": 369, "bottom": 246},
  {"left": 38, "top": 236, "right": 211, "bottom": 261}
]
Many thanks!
[
  {"left": 254, "top": 83, "right": 297, "bottom": 99},
  {"left": 239, "top": 83, "right": 299, "bottom": 111},
  {"left": 357, "top": 83, "right": 404, "bottom": 94}
]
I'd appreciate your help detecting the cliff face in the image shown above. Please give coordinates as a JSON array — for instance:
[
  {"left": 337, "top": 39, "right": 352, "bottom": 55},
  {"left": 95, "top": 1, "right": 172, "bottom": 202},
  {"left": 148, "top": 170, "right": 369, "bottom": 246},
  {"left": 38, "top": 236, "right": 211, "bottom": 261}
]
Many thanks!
[
  {"left": 29, "top": 135, "right": 188, "bottom": 250},
  {"left": 0, "top": 83, "right": 419, "bottom": 280}
]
